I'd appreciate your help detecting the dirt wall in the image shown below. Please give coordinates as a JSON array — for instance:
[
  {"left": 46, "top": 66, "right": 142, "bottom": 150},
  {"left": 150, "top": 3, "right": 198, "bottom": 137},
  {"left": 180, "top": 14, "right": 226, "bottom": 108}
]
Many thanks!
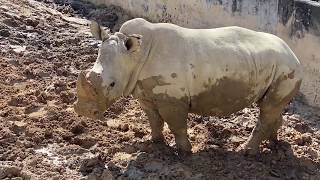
[{"left": 85, "top": 0, "right": 320, "bottom": 107}]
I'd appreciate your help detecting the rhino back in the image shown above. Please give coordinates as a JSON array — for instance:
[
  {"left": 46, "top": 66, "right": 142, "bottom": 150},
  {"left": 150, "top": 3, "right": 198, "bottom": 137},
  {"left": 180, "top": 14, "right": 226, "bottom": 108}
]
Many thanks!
[{"left": 125, "top": 19, "right": 300, "bottom": 116}]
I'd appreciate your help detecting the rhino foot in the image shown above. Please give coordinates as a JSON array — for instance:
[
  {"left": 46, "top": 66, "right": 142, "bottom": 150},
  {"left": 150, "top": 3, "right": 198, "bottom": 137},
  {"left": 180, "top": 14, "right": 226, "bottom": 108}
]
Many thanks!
[
  {"left": 177, "top": 148, "right": 192, "bottom": 159},
  {"left": 151, "top": 135, "right": 165, "bottom": 144},
  {"left": 237, "top": 141, "right": 259, "bottom": 155}
]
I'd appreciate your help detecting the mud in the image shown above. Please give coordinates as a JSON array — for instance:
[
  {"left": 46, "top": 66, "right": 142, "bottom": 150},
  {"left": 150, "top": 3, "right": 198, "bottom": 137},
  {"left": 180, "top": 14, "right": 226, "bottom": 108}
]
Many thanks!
[
  {"left": 0, "top": 0, "right": 320, "bottom": 179},
  {"left": 191, "top": 77, "right": 255, "bottom": 116}
]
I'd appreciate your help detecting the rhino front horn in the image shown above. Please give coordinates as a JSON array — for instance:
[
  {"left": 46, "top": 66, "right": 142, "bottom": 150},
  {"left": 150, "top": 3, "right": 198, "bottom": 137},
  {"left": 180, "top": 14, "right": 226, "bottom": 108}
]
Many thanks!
[{"left": 77, "top": 71, "right": 97, "bottom": 99}]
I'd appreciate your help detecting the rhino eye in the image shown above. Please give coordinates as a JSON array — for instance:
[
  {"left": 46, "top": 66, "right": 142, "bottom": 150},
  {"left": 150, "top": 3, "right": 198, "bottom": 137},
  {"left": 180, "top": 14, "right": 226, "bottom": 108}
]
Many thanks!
[{"left": 110, "top": 82, "right": 115, "bottom": 87}]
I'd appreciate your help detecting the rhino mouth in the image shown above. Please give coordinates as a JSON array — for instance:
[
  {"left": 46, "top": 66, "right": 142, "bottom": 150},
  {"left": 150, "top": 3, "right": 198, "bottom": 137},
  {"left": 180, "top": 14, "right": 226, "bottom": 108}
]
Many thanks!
[{"left": 73, "top": 99, "right": 104, "bottom": 119}]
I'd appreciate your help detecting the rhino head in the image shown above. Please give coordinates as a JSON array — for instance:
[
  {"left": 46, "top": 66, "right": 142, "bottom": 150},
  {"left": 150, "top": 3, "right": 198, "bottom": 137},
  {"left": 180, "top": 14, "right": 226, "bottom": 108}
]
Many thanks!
[{"left": 74, "top": 22, "right": 142, "bottom": 119}]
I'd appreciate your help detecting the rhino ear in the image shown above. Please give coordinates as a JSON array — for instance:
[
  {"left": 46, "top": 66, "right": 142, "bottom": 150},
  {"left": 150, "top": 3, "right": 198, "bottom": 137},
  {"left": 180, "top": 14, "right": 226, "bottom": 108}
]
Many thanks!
[
  {"left": 90, "top": 21, "right": 110, "bottom": 41},
  {"left": 125, "top": 34, "right": 142, "bottom": 52}
]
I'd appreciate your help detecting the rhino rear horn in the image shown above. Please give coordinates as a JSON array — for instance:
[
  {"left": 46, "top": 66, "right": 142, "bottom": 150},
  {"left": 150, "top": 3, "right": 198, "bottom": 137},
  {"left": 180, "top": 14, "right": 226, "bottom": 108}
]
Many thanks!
[
  {"left": 77, "top": 71, "right": 98, "bottom": 99},
  {"left": 90, "top": 21, "right": 110, "bottom": 41}
]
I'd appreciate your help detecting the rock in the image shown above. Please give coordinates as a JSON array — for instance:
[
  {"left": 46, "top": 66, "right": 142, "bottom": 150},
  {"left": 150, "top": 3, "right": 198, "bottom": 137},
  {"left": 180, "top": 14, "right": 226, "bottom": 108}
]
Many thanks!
[
  {"left": 61, "top": 16, "right": 90, "bottom": 25},
  {"left": 301, "top": 133, "right": 312, "bottom": 144},
  {"left": 70, "top": 120, "right": 86, "bottom": 134},
  {"left": 72, "top": 135, "right": 97, "bottom": 149},
  {"left": 9, "top": 45, "right": 26, "bottom": 54},
  {"left": 269, "top": 169, "right": 280, "bottom": 178},
  {"left": 144, "top": 160, "right": 163, "bottom": 172},
  {"left": 11, "top": 177, "right": 23, "bottom": 180},
  {"left": 101, "top": 169, "right": 115, "bottom": 180},
  {"left": 294, "top": 122, "right": 312, "bottom": 133},
  {"left": 79, "top": 155, "right": 105, "bottom": 176},
  {"left": 7, "top": 59, "right": 19, "bottom": 66},
  {"left": 191, "top": 173, "right": 205, "bottom": 180},
  {"left": 35, "top": 70, "right": 50, "bottom": 78},
  {"left": 307, "top": 148, "right": 319, "bottom": 159},
  {"left": 60, "top": 91, "right": 76, "bottom": 104},
  {"left": 124, "top": 166, "right": 144, "bottom": 180},
  {"left": 132, "top": 127, "right": 145, "bottom": 138},
  {"left": 25, "top": 18, "right": 39, "bottom": 27},
  {"left": 119, "top": 123, "right": 129, "bottom": 132},
  {"left": 87, "top": 173, "right": 98, "bottom": 180},
  {"left": 10, "top": 121, "right": 27, "bottom": 134},
  {"left": 295, "top": 133, "right": 312, "bottom": 146},
  {"left": 0, "top": 164, "right": 22, "bottom": 179},
  {"left": 0, "top": 29, "right": 10, "bottom": 37}
]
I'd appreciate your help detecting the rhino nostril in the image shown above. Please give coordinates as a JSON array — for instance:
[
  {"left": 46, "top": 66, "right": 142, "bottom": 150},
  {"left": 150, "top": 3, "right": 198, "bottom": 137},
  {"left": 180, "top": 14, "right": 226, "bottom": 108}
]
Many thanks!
[{"left": 110, "top": 82, "right": 115, "bottom": 87}]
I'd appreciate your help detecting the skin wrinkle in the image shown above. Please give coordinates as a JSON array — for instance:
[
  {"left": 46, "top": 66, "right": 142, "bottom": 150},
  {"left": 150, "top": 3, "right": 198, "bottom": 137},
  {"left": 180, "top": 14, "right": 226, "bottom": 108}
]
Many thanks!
[{"left": 122, "top": 33, "right": 153, "bottom": 97}]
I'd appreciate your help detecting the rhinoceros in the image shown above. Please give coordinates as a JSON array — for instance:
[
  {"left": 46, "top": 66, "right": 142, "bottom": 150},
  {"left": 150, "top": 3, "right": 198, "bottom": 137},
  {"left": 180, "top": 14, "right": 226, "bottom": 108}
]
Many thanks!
[{"left": 74, "top": 18, "right": 302, "bottom": 154}]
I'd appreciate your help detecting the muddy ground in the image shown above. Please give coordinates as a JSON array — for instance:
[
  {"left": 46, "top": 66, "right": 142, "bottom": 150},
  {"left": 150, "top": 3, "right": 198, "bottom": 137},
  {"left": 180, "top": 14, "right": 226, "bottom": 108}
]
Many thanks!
[{"left": 0, "top": 0, "right": 319, "bottom": 179}]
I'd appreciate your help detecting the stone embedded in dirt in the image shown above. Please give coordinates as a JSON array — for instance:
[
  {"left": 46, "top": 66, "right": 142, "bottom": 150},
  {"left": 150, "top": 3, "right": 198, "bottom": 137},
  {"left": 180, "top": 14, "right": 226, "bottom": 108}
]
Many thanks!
[
  {"left": 55, "top": 127, "right": 74, "bottom": 141},
  {"left": 36, "top": 91, "right": 48, "bottom": 104},
  {"left": 269, "top": 169, "right": 280, "bottom": 178},
  {"left": 25, "top": 17, "right": 39, "bottom": 27},
  {"left": 294, "top": 122, "right": 312, "bottom": 133},
  {"left": 0, "top": 164, "right": 22, "bottom": 179},
  {"left": 112, "top": 152, "right": 133, "bottom": 167},
  {"left": 11, "top": 177, "right": 23, "bottom": 180},
  {"left": 87, "top": 168, "right": 116, "bottom": 180},
  {"left": 100, "top": 169, "right": 115, "bottom": 180},
  {"left": 70, "top": 120, "right": 86, "bottom": 134},
  {"left": 7, "top": 96, "right": 26, "bottom": 107},
  {"left": 307, "top": 147, "right": 319, "bottom": 159},
  {"left": 123, "top": 166, "right": 144, "bottom": 180},
  {"left": 62, "top": 16, "right": 90, "bottom": 25},
  {"left": 118, "top": 123, "right": 129, "bottom": 132},
  {"left": 144, "top": 160, "right": 163, "bottom": 172},
  {"left": 229, "top": 136, "right": 244, "bottom": 146},
  {"left": 7, "top": 59, "right": 19, "bottom": 66},
  {"left": 60, "top": 90, "right": 76, "bottom": 104},
  {"left": 34, "top": 69, "right": 50, "bottom": 78},
  {"left": 79, "top": 155, "right": 105, "bottom": 176},
  {"left": 10, "top": 121, "right": 27, "bottom": 134},
  {"left": 132, "top": 127, "right": 146, "bottom": 138},
  {"left": 24, "top": 104, "right": 40, "bottom": 114},
  {"left": 295, "top": 133, "right": 313, "bottom": 146},
  {"left": 9, "top": 45, "right": 26, "bottom": 54},
  {"left": 72, "top": 135, "right": 97, "bottom": 149},
  {"left": 0, "top": 29, "right": 10, "bottom": 37}
]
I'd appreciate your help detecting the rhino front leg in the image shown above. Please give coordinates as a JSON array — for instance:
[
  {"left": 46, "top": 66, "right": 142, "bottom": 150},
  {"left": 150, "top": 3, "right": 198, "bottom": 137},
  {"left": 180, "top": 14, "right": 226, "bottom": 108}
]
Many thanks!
[
  {"left": 139, "top": 99, "right": 165, "bottom": 143},
  {"left": 157, "top": 101, "right": 191, "bottom": 154}
]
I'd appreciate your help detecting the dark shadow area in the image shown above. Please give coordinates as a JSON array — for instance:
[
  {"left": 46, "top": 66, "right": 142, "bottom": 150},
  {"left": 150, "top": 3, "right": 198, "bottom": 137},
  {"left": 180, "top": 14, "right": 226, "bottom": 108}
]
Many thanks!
[
  {"left": 37, "top": 0, "right": 132, "bottom": 31},
  {"left": 286, "top": 92, "right": 320, "bottom": 130},
  {"left": 182, "top": 141, "right": 320, "bottom": 179},
  {"left": 112, "top": 140, "right": 320, "bottom": 179}
]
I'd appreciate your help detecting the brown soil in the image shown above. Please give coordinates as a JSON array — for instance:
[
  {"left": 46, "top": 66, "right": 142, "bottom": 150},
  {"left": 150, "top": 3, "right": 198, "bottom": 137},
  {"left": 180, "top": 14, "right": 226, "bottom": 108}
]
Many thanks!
[{"left": 0, "top": 0, "right": 319, "bottom": 179}]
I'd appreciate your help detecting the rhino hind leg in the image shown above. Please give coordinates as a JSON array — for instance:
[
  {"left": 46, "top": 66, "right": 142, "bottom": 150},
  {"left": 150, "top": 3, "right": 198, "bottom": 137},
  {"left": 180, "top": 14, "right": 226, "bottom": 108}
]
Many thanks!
[
  {"left": 139, "top": 99, "right": 165, "bottom": 142},
  {"left": 241, "top": 74, "right": 302, "bottom": 153}
]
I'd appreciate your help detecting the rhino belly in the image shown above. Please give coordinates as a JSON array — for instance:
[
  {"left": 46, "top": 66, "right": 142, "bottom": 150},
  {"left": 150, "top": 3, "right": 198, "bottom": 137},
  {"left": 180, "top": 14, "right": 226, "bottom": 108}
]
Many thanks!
[{"left": 189, "top": 77, "right": 266, "bottom": 117}]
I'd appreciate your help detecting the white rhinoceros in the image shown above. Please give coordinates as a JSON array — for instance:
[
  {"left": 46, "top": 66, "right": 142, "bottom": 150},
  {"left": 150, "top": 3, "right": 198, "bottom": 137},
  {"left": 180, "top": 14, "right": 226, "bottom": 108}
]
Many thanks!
[{"left": 74, "top": 18, "right": 302, "bottom": 154}]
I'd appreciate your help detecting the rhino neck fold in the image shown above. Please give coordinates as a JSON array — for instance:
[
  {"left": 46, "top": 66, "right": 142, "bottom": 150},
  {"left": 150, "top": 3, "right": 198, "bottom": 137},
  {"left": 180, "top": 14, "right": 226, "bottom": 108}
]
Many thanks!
[{"left": 123, "top": 36, "right": 153, "bottom": 97}]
